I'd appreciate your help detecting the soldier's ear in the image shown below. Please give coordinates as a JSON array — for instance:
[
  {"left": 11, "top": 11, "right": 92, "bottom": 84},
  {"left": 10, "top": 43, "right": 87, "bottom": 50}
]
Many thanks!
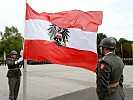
[{"left": 105, "top": 48, "right": 108, "bottom": 51}]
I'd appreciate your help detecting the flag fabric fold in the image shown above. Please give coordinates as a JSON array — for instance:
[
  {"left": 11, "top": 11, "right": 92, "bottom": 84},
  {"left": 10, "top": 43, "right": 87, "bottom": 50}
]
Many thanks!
[{"left": 24, "top": 3, "right": 103, "bottom": 72}]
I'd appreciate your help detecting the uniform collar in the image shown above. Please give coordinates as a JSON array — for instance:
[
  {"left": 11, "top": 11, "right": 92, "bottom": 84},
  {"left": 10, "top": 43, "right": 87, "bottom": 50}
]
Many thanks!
[{"left": 105, "top": 52, "right": 114, "bottom": 56}]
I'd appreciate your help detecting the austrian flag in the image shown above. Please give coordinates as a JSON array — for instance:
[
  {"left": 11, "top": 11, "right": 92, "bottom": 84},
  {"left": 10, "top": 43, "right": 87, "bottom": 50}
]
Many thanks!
[{"left": 24, "top": 3, "right": 103, "bottom": 72}]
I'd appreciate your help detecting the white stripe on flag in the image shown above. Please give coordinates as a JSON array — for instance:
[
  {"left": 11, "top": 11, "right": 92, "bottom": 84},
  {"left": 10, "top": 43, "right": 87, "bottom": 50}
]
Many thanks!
[{"left": 25, "top": 20, "right": 97, "bottom": 53}]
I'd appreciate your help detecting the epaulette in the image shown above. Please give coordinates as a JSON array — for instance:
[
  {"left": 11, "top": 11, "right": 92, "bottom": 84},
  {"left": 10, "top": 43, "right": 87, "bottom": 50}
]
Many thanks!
[{"left": 99, "top": 56, "right": 107, "bottom": 61}]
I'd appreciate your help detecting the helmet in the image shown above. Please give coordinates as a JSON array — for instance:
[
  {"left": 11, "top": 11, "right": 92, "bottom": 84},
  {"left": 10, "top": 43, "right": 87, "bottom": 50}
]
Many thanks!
[
  {"left": 11, "top": 50, "right": 18, "bottom": 55},
  {"left": 100, "top": 37, "right": 116, "bottom": 48}
]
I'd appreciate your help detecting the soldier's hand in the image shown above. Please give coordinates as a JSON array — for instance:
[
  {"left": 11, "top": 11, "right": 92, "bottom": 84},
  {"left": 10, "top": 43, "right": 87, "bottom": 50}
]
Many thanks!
[
  {"left": 18, "top": 57, "right": 23, "bottom": 63},
  {"left": 15, "top": 57, "right": 23, "bottom": 64}
]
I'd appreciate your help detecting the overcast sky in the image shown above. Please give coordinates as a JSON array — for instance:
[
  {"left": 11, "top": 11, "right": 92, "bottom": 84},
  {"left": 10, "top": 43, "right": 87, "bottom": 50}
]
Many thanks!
[{"left": 0, "top": 0, "right": 133, "bottom": 41}]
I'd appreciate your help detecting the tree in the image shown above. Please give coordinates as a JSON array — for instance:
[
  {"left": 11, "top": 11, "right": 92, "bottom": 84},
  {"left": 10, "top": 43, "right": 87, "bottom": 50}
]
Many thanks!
[
  {"left": 0, "top": 40, "right": 2, "bottom": 57},
  {"left": 0, "top": 26, "right": 23, "bottom": 58},
  {"left": 97, "top": 34, "right": 133, "bottom": 58},
  {"left": 97, "top": 33, "right": 107, "bottom": 57},
  {"left": 97, "top": 33, "right": 107, "bottom": 45},
  {"left": 116, "top": 38, "right": 132, "bottom": 58}
]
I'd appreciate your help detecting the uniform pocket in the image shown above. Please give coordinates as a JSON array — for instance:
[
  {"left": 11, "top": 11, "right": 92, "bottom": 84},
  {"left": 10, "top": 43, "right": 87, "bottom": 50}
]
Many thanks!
[{"left": 6, "top": 70, "right": 15, "bottom": 77}]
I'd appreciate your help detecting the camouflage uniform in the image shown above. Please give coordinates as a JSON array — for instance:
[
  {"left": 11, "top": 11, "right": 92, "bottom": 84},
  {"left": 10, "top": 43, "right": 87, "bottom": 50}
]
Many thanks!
[{"left": 96, "top": 52, "right": 125, "bottom": 100}]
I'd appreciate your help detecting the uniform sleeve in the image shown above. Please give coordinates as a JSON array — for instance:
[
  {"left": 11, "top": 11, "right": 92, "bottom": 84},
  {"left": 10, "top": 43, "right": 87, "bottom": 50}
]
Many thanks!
[
  {"left": 99, "top": 61, "right": 112, "bottom": 88},
  {"left": 119, "top": 73, "right": 124, "bottom": 88},
  {"left": 6, "top": 59, "right": 15, "bottom": 66}
]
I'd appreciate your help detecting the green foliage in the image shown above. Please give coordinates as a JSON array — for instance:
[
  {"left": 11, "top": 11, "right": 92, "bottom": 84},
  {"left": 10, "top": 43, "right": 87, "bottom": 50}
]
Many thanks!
[
  {"left": 115, "top": 38, "right": 132, "bottom": 58},
  {"left": 97, "top": 33, "right": 107, "bottom": 57},
  {"left": 97, "top": 33, "right": 133, "bottom": 58},
  {"left": 0, "top": 26, "right": 23, "bottom": 58},
  {"left": 97, "top": 33, "right": 107, "bottom": 44},
  {"left": 0, "top": 41, "right": 2, "bottom": 57}
]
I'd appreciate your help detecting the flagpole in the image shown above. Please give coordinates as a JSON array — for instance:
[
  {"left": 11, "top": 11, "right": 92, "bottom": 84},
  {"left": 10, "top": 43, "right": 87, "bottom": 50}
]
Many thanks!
[
  {"left": 23, "top": 0, "right": 27, "bottom": 100},
  {"left": 3, "top": 51, "right": 6, "bottom": 66},
  {"left": 23, "top": 60, "right": 27, "bottom": 100}
]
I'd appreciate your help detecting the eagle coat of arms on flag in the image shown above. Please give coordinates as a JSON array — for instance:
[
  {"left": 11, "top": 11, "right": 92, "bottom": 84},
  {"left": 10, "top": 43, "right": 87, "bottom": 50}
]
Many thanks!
[{"left": 47, "top": 24, "right": 70, "bottom": 46}]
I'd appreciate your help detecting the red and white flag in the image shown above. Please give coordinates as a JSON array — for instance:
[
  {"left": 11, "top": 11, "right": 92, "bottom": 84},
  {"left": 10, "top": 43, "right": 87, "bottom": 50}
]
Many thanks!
[{"left": 24, "top": 3, "right": 103, "bottom": 72}]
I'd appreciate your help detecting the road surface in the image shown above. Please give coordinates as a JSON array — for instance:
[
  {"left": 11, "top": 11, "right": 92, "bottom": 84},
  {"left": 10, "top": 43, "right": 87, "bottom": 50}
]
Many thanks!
[{"left": 0, "top": 64, "right": 133, "bottom": 100}]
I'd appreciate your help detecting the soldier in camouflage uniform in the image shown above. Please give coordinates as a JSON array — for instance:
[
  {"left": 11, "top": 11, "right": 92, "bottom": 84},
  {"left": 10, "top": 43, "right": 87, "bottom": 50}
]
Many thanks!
[
  {"left": 6, "top": 50, "right": 23, "bottom": 100},
  {"left": 96, "top": 37, "right": 125, "bottom": 100}
]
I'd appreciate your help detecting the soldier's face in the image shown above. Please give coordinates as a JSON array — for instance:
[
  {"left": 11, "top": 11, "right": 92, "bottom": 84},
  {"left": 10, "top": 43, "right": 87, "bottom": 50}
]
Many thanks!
[
  {"left": 12, "top": 54, "right": 17, "bottom": 59},
  {"left": 100, "top": 47, "right": 106, "bottom": 55},
  {"left": 100, "top": 47, "right": 103, "bottom": 54}
]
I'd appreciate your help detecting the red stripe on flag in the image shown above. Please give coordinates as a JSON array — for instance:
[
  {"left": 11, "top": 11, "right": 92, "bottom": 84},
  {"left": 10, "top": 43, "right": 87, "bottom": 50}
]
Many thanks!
[
  {"left": 26, "top": 3, "right": 49, "bottom": 21},
  {"left": 26, "top": 3, "right": 103, "bottom": 32},
  {"left": 24, "top": 40, "right": 98, "bottom": 72}
]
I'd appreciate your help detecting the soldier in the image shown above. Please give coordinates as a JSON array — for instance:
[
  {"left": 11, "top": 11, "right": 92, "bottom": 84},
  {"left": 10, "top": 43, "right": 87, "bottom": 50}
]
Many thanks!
[
  {"left": 6, "top": 50, "right": 23, "bottom": 100},
  {"left": 96, "top": 37, "right": 125, "bottom": 100}
]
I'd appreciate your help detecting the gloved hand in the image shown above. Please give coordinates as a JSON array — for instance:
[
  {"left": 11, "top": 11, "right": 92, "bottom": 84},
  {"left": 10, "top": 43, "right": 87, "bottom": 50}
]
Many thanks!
[
  {"left": 15, "top": 57, "right": 23, "bottom": 64},
  {"left": 18, "top": 57, "right": 23, "bottom": 63}
]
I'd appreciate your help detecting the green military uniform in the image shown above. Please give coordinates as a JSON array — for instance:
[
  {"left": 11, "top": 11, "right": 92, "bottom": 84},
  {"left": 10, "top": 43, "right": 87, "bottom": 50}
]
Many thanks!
[
  {"left": 6, "top": 58, "right": 22, "bottom": 100},
  {"left": 96, "top": 52, "right": 125, "bottom": 100}
]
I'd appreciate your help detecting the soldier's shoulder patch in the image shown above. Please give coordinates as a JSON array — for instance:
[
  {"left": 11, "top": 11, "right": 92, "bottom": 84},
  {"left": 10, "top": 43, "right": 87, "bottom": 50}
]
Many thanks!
[{"left": 100, "top": 64, "right": 105, "bottom": 69}]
